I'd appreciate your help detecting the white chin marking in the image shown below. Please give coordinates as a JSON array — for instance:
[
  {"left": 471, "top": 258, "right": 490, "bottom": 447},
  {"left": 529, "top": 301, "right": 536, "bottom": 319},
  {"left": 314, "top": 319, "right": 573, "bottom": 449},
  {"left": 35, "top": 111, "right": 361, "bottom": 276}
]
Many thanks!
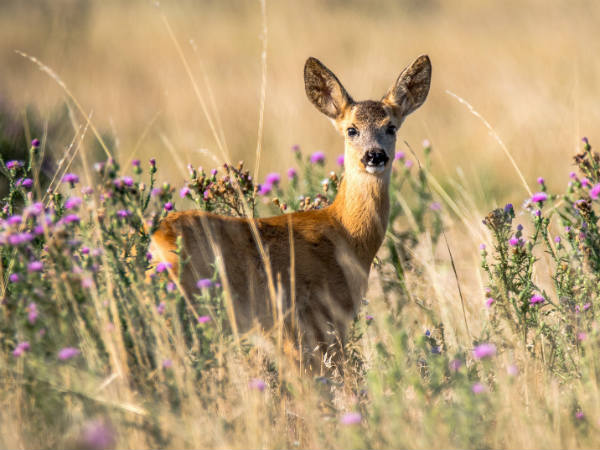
[{"left": 366, "top": 165, "right": 385, "bottom": 174}]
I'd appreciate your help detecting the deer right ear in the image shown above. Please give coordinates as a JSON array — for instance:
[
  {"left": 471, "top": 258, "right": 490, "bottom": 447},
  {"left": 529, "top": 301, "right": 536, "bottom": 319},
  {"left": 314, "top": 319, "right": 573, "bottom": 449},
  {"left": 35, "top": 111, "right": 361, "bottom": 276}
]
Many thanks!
[
  {"left": 383, "top": 55, "right": 431, "bottom": 117},
  {"left": 304, "top": 57, "right": 353, "bottom": 120}
]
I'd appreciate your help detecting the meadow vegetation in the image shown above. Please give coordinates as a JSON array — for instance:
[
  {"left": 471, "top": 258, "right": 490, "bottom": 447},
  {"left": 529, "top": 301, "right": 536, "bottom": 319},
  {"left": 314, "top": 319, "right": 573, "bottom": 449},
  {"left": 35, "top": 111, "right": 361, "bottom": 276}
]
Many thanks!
[{"left": 2, "top": 1, "right": 600, "bottom": 448}]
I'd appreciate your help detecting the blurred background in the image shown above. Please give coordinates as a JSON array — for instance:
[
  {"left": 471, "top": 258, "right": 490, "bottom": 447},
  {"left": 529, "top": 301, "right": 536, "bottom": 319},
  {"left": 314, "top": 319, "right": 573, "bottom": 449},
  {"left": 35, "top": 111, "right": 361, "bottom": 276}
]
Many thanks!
[{"left": 1, "top": 0, "right": 599, "bottom": 204}]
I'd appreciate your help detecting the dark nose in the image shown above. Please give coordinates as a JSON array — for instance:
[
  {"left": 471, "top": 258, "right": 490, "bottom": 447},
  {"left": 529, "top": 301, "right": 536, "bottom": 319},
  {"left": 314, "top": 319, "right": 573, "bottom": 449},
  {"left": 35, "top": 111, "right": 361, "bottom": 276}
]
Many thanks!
[{"left": 361, "top": 148, "right": 389, "bottom": 167}]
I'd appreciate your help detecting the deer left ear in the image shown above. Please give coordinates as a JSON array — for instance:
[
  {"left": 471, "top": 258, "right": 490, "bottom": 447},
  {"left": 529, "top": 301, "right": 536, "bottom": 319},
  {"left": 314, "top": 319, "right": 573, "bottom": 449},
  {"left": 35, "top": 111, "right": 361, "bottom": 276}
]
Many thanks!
[{"left": 383, "top": 55, "right": 431, "bottom": 117}]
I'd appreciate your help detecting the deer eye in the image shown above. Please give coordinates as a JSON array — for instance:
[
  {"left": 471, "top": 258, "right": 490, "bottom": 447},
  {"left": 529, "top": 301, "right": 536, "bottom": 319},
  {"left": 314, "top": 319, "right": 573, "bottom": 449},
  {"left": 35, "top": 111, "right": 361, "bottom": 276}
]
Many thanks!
[
  {"left": 386, "top": 125, "right": 397, "bottom": 135},
  {"left": 347, "top": 127, "right": 359, "bottom": 138}
]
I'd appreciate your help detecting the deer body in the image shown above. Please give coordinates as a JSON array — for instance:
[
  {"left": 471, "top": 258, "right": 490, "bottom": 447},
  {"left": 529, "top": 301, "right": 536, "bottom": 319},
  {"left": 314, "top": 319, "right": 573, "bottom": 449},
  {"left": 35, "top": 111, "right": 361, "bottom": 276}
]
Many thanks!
[{"left": 150, "top": 55, "right": 431, "bottom": 362}]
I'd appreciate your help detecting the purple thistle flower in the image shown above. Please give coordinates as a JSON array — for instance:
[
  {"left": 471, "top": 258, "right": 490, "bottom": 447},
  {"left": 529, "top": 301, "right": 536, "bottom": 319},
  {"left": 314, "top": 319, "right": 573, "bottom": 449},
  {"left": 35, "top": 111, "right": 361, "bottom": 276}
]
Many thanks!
[
  {"left": 58, "top": 347, "right": 81, "bottom": 360},
  {"left": 162, "top": 359, "right": 172, "bottom": 368},
  {"left": 116, "top": 209, "right": 131, "bottom": 218},
  {"left": 8, "top": 215, "right": 22, "bottom": 225},
  {"left": 197, "top": 315, "right": 211, "bottom": 324},
  {"left": 258, "top": 183, "right": 272, "bottom": 196},
  {"left": 155, "top": 262, "right": 173, "bottom": 273},
  {"left": 530, "top": 294, "right": 545, "bottom": 305},
  {"left": 291, "top": 144, "right": 300, "bottom": 153},
  {"left": 9, "top": 273, "right": 19, "bottom": 283},
  {"left": 340, "top": 412, "right": 362, "bottom": 425},
  {"left": 265, "top": 172, "right": 281, "bottom": 185},
  {"left": 8, "top": 233, "right": 34, "bottom": 246},
  {"left": 80, "top": 419, "right": 116, "bottom": 450},
  {"left": 197, "top": 278, "right": 212, "bottom": 289},
  {"left": 577, "top": 332, "right": 587, "bottom": 341},
  {"left": 122, "top": 176, "right": 134, "bottom": 187},
  {"left": 583, "top": 302, "right": 591, "bottom": 311},
  {"left": 394, "top": 151, "right": 405, "bottom": 161},
  {"left": 27, "top": 302, "right": 38, "bottom": 324},
  {"left": 65, "top": 196, "right": 82, "bottom": 210},
  {"left": 132, "top": 159, "right": 141, "bottom": 167},
  {"left": 429, "top": 202, "right": 441, "bottom": 211},
  {"left": 287, "top": 168, "right": 297, "bottom": 179},
  {"left": 149, "top": 158, "right": 156, "bottom": 167},
  {"left": 554, "top": 236, "right": 561, "bottom": 243},
  {"left": 62, "top": 173, "right": 80, "bottom": 185},
  {"left": 157, "top": 302, "right": 166, "bottom": 315},
  {"left": 81, "top": 186, "right": 94, "bottom": 195},
  {"left": 479, "top": 243, "right": 486, "bottom": 251},
  {"left": 25, "top": 202, "right": 43, "bottom": 217},
  {"left": 6, "top": 160, "right": 23, "bottom": 170},
  {"left": 472, "top": 382, "right": 486, "bottom": 394},
  {"left": 166, "top": 282, "right": 176, "bottom": 292},
  {"left": 27, "top": 261, "right": 43, "bottom": 272},
  {"left": 581, "top": 178, "right": 591, "bottom": 187},
  {"left": 12, "top": 341, "right": 30, "bottom": 358},
  {"left": 164, "top": 202, "right": 173, "bottom": 211},
  {"left": 249, "top": 378, "right": 267, "bottom": 392},
  {"left": 180, "top": 186, "right": 191, "bottom": 198},
  {"left": 537, "top": 177, "right": 544, "bottom": 185},
  {"left": 590, "top": 184, "right": 600, "bottom": 199},
  {"left": 20, "top": 178, "right": 33, "bottom": 188},
  {"left": 486, "top": 297, "right": 495, "bottom": 308},
  {"left": 210, "top": 168, "right": 218, "bottom": 176},
  {"left": 31, "top": 138, "right": 40, "bottom": 148},
  {"left": 507, "top": 364, "right": 519, "bottom": 376},
  {"left": 509, "top": 237, "right": 521, "bottom": 247},
  {"left": 531, "top": 192, "right": 547, "bottom": 203},
  {"left": 366, "top": 314, "right": 374, "bottom": 322},
  {"left": 575, "top": 411, "right": 585, "bottom": 420},
  {"left": 309, "top": 151, "right": 325, "bottom": 164},
  {"left": 472, "top": 343, "right": 496, "bottom": 359},
  {"left": 145, "top": 252, "right": 153, "bottom": 261},
  {"left": 405, "top": 160, "right": 413, "bottom": 168},
  {"left": 62, "top": 214, "right": 80, "bottom": 224},
  {"left": 336, "top": 154, "right": 345, "bottom": 166},
  {"left": 450, "top": 359, "right": 462, "bottom": 371},
  {"left": 504, "top": 203, "right": 514, "bottom": 213}
]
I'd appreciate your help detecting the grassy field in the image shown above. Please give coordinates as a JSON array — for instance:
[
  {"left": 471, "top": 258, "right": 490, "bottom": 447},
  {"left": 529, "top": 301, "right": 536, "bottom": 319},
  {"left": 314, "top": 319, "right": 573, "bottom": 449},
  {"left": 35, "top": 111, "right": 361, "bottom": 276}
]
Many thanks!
[{"left": 2, "top": 0, "right": 600, "bottom": 448}]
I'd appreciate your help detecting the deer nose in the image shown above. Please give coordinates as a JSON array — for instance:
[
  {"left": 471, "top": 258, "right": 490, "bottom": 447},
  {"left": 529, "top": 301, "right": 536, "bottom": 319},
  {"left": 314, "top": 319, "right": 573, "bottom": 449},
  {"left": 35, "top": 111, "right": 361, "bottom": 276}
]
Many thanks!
[{"left": 361, "top": 148, "right": 389, "bottom": 168}]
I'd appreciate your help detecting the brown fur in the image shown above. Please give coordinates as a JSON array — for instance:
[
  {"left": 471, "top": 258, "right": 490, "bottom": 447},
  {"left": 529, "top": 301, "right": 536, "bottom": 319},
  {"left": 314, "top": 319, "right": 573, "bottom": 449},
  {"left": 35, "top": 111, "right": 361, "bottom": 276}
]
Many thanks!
[{"left": 150, "top": 55, "right": 431, "bottom": 367}]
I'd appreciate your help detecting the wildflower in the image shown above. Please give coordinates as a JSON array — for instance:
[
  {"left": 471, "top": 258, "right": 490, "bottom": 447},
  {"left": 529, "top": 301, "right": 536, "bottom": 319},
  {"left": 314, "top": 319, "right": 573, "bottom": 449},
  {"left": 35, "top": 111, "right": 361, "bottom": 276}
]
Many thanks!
[
  {"left": 258, "top": 183, "right": 272, "bottom": 196},
  {"left": 583, "top": 302, "right": 591, "bottom": 311},
  {"left": 27, "top": 261, "right": 43, "bottom": 272},
  {"left": 145, "top": 252, "right": 153, "bottom": 261},
  {"left": 9, "top": 273, "right": 19, "bottom": 283},
  {"left": 429, "top": 202, "right": 441, "bottom": 211},
  {"left": 569, "top": 171, "right": 577, "bottom": 179},
  {"left": 405, "top": 160, "right": 413, "bottom": 168},
  {"left": 62, "top": 214, "right": 80, "bottom": 224},
  {"left": 581, "top": 178, "right": 591, "bottom": 187},
  {"left": 166, "top": 282, "right": 176, "bottom": 292},
  {"left": 291, "top": 144, "right": 300, "bottom": 153},
  {"left": 162, "top": 359, "right": 172, "bottom": 369},
  {"left": 479, "top": 243, "right": 486, "bottom": 251},
  {"left": 197, "top": 315, "right": 211, "bottom": 324},
  {"left": 310, "top": 151, "right": 325, "bottom": 164},
  {"left": 27, "top": 302, "right": 38, "bottom": 324},
  {"left": 265, "top": 172, "right": 281, "bottom": 185},
  {"left": 249, "top": 378, "right": 267, "bottom": 392},
  {"left": 31, "top": 138, "right": 40, "bottom": 148},
  {"left": 554, "top": 236, "right": 561, "bottom": 243},
  {"left": 18, "top": 178, "right": 33, "bottom": 189},
  {"left": 366, "top": 314, "right": 374, "bottom": 322},
  {"left": 340, "top": 412, "right": 362, "bottom": 425},
  {"left": 530, "top": 294, "right": 545, "bottom": 305},
  {"left": 590, "top": 184, "right": 600, "bottom": 199},
  {"left": 336, "top": 154, "right": 345, "bottom": 166},
  {"left": 80, "top": 419, "right": 116, "bottom": 450},
  {"left": 7, "top": 215, "right": 22, "bottom": 225},
  {"left": 507, "top": 364, "right": 519, "bottom": 376},
  {"left": 537, "top": 177, "right": 544, "bottom": 185},
  {"left": 12, "top": 341, "right": 30, "bottom": 357},
  {"left": 62, "top": 173, "right": 80, "bottom": 185},
  {"left": 58, "top": 347, "right": 81, "bottom": 360},
  {"left": 64, "top": 196, "right": 82, "bottom": 210},
  {"left": 394, "top": 151, "right": 405, "bottom": 161},
  {"left": 504, "top": 203, "right": 514, "bottom": 214},
  {"left": 287, "top": 168, "right": 297, "bottom": 179},
  {"left": 472, "top": 343, "right": 496, "bottom": 359},
  {"left": 197, "top": 278, "right": 212, "bottom": 289},
  {"left": 210, "top": 169, "right": 218, "bottom": 176},
  {"left": 132, "top": 159, "right": 141, "bottom": 167},
  {"left": 116, "top": 209, "right": 131, "bottom": 218},
  {"left": 155, "top": 262, "right": 172, "bottom": 273},
  {"left": 472, "top": 382, "right": 486, "bottom": 394},
  {"left": 164, "top": 202, "right": 173, "bottom": 211},
  {"left": 576, "top": 411, "right": 585, "bottom": 420},
  {"left": 509, "top": 236, "right": 522, "bottom": 247},
  {"left": 450, "top": 359, "right": 462, "bottom": 371},
  {"left": 25, "top": 202, "right": 43, "bottom": 217},
  {"left": 531, "top": 192, "right": 547, "bottom": 203},
  {"left": 8, "top": 233, "right": 34, "bottom": 245},
  {"left": 179, "top": 186, "right": 191, "bottom": 198},
  {"left": 578, "top": 332, "right": 587, "bottom": 341},
  {"left": 422, "top": 139, "right": 431, "bottom": 148},
  {"left": 486, "top": 297, "right": 495, "bottom": 308},
  {"left": 149, "top": 158, "right": 156, "bottom": 167},
  {"left": 6, "top": 160, "right": 23, "bottom": 170},
  {"left": 157, "top": 302, "right": 166, "bottom": 315}
]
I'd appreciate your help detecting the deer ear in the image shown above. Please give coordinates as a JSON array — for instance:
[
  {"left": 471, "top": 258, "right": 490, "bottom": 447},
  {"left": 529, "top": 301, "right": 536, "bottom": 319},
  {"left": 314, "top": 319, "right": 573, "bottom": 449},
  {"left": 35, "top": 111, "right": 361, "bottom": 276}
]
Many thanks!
[
  {"left": 383, "top": 55, "right": 431, "bottom": 117},
  {"left": 304, "top": 57, "right": 353, "bottom": 120}
]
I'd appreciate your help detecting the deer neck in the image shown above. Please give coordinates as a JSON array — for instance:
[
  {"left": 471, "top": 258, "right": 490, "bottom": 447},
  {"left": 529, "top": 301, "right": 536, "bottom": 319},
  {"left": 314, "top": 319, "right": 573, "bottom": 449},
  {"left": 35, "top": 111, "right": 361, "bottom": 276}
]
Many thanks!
[{"left": 330, "top": 169, "right": 390, "bottom": 265}]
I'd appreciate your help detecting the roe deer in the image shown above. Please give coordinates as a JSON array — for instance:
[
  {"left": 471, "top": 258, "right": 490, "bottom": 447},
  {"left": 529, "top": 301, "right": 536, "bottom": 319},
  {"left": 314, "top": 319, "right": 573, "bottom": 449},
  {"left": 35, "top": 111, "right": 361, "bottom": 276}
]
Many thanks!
[{"left": 150, "top": 55, "right": 431, "bottom": 367}]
